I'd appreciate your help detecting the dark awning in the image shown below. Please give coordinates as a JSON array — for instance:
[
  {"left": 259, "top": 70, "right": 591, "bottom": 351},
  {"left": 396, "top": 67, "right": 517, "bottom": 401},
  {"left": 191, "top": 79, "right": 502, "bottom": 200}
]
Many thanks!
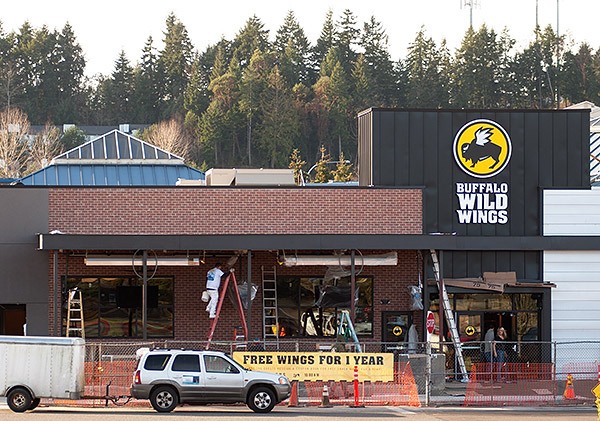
[{"left": 37, "top": 233, "right": 600, "bottom": 252}]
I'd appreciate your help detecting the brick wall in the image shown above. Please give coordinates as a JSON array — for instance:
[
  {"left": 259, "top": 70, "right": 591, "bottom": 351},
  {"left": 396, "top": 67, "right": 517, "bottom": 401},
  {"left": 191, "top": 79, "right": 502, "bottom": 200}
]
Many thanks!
[
  {"left": 49, "top": 250, "right": 423, "bottom": 343},
  {"left": 47, "top": 186, "right": 424, "bottom": 342},
  {"left": 48, "top": 187, "right": 422, "bottom": 235}
]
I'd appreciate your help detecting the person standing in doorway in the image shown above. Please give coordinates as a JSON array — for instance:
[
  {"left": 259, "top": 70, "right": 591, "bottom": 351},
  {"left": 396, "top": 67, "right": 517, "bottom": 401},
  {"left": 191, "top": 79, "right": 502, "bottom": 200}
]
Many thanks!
[
  {"left": 494, "top": 327, "right": 508, "bottom": 381},
  {"left": 205, "top": 263, "right": 224, "bottom": 318},
  {"left": 483, "top": 325, "right": 496, "bottom": 363}
]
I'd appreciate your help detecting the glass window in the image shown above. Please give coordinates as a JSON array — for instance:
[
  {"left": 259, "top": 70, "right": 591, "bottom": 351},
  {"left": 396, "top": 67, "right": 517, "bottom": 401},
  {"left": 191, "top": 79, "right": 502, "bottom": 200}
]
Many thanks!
[
  {"left": 64, "top": 276, "right": 174, "bottom": 338},
  {"left": 277, "top": 276, "right": 373, "bottom": 337},
  {"left": 203, "top": 355, "right": 239, "bottom": 374},
  {"left": 144, "top": 354, "right": 171, "bottom": 371},
  {"left": 455, "top": 293, "right": 512, "bottom": 311},
  {"left": 172, "top": 355, "right": 200, "bottom": 372}
]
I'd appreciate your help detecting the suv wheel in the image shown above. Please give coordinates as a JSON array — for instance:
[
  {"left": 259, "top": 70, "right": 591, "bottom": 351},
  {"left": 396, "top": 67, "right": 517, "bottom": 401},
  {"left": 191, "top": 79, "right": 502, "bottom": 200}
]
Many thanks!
[
  {"left": 248, "top": 386, "right": 276, "bottom": 413},
  {"left": 150, "top": 386, "right": 179, "bottom": 412}
]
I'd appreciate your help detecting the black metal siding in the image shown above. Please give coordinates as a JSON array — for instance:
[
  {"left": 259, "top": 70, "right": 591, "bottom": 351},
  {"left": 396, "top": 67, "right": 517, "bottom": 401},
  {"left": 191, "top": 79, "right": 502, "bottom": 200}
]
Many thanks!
[{"left": 359, "top": 108, "right": 590, "bottom": 279}]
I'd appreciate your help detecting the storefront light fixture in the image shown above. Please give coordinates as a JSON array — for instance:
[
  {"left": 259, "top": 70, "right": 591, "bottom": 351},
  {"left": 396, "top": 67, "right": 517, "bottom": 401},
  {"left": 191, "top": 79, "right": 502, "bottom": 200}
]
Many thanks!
[
  {"left": 279, "top": 251, "right": 397, "bottom": 267},
  {"left": 84, "top": 255, "right": 200, "bottom": 266}
]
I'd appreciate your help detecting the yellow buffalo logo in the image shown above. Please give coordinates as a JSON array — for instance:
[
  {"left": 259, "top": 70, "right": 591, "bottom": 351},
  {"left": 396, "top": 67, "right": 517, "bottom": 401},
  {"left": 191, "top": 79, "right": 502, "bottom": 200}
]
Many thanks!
[{"left": 453, "top": 119, "right": 511, "bottom": 178}]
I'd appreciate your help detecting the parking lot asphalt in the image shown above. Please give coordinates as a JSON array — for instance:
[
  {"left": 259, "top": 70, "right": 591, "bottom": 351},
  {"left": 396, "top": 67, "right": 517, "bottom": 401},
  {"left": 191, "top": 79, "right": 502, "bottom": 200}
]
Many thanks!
[{"left": 0, "top": 402, "right": 598, "bottom": 421}]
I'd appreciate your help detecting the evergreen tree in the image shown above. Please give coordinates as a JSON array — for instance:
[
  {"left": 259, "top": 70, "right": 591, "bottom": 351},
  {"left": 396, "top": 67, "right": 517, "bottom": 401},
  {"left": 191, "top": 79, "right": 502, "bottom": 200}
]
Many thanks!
[
  {"left": 184, "top": 53, "right": 210, "bottom": 117},
  {"left": 53, "top": 23, "right": 86, "bottom": 123},
  {"left": 105, "top": 50, "right": 134, "bottom": 123},
  {"left": 256, "top": 65, "right": 299, "bottom": 168},
  {"left": 334, "top": 9, "right": 359, "bottom": 74},
  {"left": 312, "top": 145, "right": 331, "bottom": 183},
  {"left": 404, "top": 28, "right": 450, "bottom": 108},
  {"left": 331, "top": 151, "right": 353, "bottom": 182},
  {"left": 10, "top": 22, "right": 37, "bottom": 113},
  {"left": 561, "top": 43, "right": 598, "bottom": 105},
  {"left": 351, "top": 54, "right": 370, "bottom": 112},
  {"left": 159, "top": 13, "right": 194, "bottom": 118},
  {"left": 291, "top": 82, "right": 316, "bottom": 162},
  {"left": 200, "top": 61, "right": 243, "bottom": 167},
  {"left": 210, "top": 41, "right": 229, "bottom": 81},
  {"left": 451, "top": 25, "right": 515, "bottom": 108},
  {"left": 238, "top": 49, "right": 274, "bottom": 165},
  {"left": 313, "top": 46, "right": 354, "bottom": 159},
  {"left": 311, "top": 10, "right": 336, "bottom": 80},
  {"left": 133, "top": 36, "right": 163, "bottom": 123},
  {"left": 359, "top": 16, "right": 397, "bottom": 106},
  {"left": 28, "top": 25, "right": 57, "bottom": 123},
  {"left": 61, "top": 126, "right": 86, "bottom": 151},
  {"left": 274, "top": 11, "right": 312, "bottom": 86},
  {"left": 231, "top": 16, "right": 270, "bottom": 71},
  {"left": 511, "top": 25, "right": 560, "bottom": 108},
  {"left": 288, "top": 148, "right": 306, "bottom": 185}
]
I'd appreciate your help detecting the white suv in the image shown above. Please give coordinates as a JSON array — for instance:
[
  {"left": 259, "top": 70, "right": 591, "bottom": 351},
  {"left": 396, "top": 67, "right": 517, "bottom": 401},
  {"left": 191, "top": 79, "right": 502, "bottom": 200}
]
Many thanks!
[{"left": 131, "top": 348, "right": 290, "bottom": 413}]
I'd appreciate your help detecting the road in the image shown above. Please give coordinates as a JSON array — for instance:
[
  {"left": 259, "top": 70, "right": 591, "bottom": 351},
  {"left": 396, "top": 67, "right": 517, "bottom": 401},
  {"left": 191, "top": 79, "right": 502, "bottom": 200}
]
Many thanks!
[{"left": 0, "top": 404, "right": 597, "bottom": 421}]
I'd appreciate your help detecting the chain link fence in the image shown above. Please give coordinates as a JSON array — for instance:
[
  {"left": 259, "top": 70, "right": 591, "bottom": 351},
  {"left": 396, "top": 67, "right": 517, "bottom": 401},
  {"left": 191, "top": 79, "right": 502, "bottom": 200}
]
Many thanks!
[{"left": 65, "top": 339, "right": 600, "bottom": 408}]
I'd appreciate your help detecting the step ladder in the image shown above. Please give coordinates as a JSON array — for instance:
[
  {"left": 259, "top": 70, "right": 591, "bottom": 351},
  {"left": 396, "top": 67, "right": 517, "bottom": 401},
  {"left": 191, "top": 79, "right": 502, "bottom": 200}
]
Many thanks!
[
  {"left": 262, "top": 266, "right": 279, "bottom": 347},
  {"left": 338, "top": 310, "right": 362, "bottom": 352},
  {"left": 233, "top": 326, "right": 247, "bottom": 350},
  {"left": 205, "top": 271, "right": 248, "bottom": 350},
  {"left": 430, "top": 249, "right": 468, "bottom": 381},
  {"left": 66, "top": 288, "right": 85, "bottom": 338}
]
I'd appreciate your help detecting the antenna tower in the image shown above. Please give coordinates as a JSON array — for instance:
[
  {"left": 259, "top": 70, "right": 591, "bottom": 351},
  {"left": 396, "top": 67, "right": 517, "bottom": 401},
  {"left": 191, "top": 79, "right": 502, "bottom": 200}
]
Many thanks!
[{"left": 460, "top": 0, "right": 481, "bottom": 28}]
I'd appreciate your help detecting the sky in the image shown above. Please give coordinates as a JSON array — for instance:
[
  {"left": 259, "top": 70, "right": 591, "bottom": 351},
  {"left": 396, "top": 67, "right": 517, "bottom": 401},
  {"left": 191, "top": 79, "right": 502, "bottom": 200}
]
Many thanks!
[{"left": 2, "top": 0, "right": 599, "bottom": 77}]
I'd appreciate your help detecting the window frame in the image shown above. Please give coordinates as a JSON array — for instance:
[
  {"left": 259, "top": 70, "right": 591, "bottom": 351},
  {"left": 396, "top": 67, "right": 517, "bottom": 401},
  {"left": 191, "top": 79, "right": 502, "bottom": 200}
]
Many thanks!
[
  {"left": 63, "top": 275, "right": 174, "bottom": 339},
  {"left": 277, "top": 275, "right": 374, "bottom": 338}
]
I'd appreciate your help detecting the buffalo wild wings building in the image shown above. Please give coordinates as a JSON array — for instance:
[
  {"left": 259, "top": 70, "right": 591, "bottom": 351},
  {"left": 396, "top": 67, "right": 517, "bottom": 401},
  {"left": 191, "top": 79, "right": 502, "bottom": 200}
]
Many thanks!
[{"left": 1, "top": 110, "right": 596, "bottom": 357}]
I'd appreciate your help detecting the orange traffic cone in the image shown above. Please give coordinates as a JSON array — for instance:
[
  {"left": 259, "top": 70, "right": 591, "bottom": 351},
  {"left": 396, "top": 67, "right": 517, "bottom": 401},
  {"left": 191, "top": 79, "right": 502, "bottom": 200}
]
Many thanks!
[
  {"left": 319, "top": 383, "right": 333, "bottom": 408},
  {"left": 563, "top": 373, "right": 575, "bottom": 399},
  {"left": 288, "top": 380, "right": 299, "bottom": 407}
]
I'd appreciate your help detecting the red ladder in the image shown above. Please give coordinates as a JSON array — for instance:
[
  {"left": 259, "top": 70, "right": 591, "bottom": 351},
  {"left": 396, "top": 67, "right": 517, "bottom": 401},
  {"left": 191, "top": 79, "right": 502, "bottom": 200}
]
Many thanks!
[{"left": 205, "top": 271, "right": 248, "bottom": 350}]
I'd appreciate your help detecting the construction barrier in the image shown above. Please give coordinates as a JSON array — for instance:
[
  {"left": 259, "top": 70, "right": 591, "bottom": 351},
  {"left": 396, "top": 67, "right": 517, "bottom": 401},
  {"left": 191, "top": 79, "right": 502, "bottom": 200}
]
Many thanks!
[
  {"left": 303, "top": 362, "right": 420, "bottom": 407},
  {"left": 33, "top": 340, "right": 600, "bottom": 408}
]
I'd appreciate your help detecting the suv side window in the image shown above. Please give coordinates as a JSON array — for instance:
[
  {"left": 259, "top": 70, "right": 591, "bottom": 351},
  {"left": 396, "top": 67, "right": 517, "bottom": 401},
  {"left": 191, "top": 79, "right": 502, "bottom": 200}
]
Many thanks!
[
  {"left": 203, "top": 355, "right": 240, "bottom": 374},
  {"left": 144, "top": 354, "right": 171, "bottom": 371},
  {"left": 172, "top": 354, "right": 201, "bottom": 372}
]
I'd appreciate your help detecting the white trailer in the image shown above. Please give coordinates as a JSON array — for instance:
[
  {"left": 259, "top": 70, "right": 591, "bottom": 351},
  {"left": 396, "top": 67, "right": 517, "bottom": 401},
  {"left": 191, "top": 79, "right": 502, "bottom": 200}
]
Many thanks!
[{"left": 0, "top": 335, "right": 85, "bottom": 412}]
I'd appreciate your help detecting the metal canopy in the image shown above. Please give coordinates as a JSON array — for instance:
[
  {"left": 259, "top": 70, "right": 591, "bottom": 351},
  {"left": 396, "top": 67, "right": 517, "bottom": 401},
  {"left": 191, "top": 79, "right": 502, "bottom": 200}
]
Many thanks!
[{"left": 37, "top": 233, "right": 600, "bottom": 252}]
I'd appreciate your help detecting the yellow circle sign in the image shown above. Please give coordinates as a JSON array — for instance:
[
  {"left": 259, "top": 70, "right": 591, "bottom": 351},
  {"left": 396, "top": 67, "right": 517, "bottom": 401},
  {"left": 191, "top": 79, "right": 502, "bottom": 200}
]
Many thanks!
[
  {"left": 453, "top": 119, "right": 512, "bottom": 178},
  {"left": 465, "top": 326, "right": 475, "bottom": 336},
  {"left": 392, "top": 326, "right": 403, "bottom": 336}
]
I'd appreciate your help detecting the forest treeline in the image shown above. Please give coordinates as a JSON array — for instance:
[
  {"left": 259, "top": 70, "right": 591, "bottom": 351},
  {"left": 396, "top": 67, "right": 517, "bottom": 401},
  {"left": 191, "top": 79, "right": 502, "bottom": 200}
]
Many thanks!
[{"left": 0, "top": 10, "right": 599, "bottom": 177}]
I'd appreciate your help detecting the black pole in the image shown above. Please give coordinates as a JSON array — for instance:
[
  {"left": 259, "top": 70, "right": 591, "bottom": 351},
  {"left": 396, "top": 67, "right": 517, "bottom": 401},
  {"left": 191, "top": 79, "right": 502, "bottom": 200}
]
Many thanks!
[
  {"left": 53, "top": 250, "right": 58, "bottom": 336},
  {"left": 142, "top": 250, "right": 148, "bottom": 340},
  {"left": 350, "top": 250, "right": 356, "bottom": 321},
  {"left": 437, "top": 250, "right": 445, "bottom": 345},
  {"left": 246, "top": 251, "right": 252, "bottom": 338}
]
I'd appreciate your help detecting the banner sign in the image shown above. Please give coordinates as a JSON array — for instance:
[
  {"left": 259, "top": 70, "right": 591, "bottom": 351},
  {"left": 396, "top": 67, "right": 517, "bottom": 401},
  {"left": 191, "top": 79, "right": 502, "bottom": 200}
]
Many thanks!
[{"left": 233, "top": 352, "right": 394, "bottom": 382}]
